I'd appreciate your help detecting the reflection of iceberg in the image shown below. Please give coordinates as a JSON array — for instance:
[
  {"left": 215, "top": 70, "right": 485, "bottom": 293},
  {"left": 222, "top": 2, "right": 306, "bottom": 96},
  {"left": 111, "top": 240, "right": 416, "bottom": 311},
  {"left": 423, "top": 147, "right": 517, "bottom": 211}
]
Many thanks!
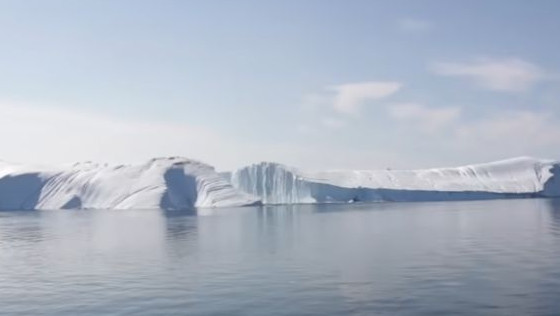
[
  {"left": 0, "top": 157, "right": 259, "bottom": 210},
  {"left": 230, "top": 157, "right": 560, "bottom": 204}
]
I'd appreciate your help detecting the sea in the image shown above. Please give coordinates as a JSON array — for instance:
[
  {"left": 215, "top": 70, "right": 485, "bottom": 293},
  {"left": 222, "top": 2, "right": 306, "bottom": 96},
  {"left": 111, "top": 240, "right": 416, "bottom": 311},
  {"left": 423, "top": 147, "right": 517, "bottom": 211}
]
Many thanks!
[{"left": 1, "top": 198, "right": 559, "bottom": 315}]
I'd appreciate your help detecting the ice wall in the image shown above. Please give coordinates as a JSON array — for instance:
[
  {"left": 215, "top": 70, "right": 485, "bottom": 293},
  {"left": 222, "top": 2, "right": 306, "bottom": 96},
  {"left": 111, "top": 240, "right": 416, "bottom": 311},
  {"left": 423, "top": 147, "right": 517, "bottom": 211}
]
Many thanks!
[
  {"left": 0, "top": 157, "right": 259, "bottom": 210},
  {"left": 230, "top": 157, "right": 560, "bottom": 204}
]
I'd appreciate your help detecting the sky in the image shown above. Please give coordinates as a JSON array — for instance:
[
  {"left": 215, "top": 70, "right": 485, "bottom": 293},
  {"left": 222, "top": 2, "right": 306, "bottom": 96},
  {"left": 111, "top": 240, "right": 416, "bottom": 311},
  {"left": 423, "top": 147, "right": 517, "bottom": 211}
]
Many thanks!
[{"left": 0, "top": 0, "right": 559, "bottom": 171}]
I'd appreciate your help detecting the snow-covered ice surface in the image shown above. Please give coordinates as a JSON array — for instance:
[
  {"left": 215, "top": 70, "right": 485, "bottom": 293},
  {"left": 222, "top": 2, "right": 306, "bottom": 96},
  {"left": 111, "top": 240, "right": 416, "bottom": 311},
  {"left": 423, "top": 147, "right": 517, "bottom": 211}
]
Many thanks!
[
  {"left": 230, "top": 157, "right": 560, "bottom": 204},
  {"left": 0, "top": 157, "right": 259, "bottom": 210},
  {"left": 1, "top": 156, "right": 559, "bottom": 210}
]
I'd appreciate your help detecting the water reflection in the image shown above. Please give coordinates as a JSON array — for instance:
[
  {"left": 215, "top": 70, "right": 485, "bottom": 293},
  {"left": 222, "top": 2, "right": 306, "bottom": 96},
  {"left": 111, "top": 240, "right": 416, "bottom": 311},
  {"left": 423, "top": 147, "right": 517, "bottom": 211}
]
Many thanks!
[
  {"left": 0, "top": 210, "right": 46, "bottom": 246},
  {"left": 546, "top": 198, "right": 560, "bottom": 236},
  {"left": 0, "top": 200, "right": 559, "bottom": 315},
  {"left": 163, "top": 209, "right": 198, "bottom": 240},
  {"left": 162, "top": 209, "right": 199, "bottom": 260}
]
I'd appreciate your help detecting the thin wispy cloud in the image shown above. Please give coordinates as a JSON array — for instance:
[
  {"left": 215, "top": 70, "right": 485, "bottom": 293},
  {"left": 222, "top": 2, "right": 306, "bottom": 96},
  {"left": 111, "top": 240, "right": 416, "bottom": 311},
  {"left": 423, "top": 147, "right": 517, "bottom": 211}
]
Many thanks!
[
  {"left": 321, "top": 117, "right": 346, "bottom": 129},
  {"left": 452, "top": 110, "right": 560, "bottom": 161},
  {"left": 384, "top": 102, "right": 560, "bottom": 162},
  {"left": 432, "top": 58, "right": 549, "bottom": 92},
  {"left": 384, "top": 102, "right": 560, "bottom": 150},
  {"left": 329, "top": 81, "right": 401, "bottom": 114},
  {"left": 299, "top": 81, "right": 401, "bottom": 132},
  {"left": 0, "top": 101, "right": 229, "bottom": 166},
  {"left": 397, "top": 18, "right": 433, "bottom": 33},
  {"left": 388, "top": 103, "right": 461, "bottom": 133},
  {"left": 300, "top": 93, "right": 331, "bottom": 111}
]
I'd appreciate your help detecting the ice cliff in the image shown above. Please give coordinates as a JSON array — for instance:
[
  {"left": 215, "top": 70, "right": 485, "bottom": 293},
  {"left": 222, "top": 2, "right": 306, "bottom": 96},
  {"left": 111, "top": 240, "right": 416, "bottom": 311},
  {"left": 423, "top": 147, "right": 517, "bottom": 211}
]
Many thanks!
[
  {"left": 1, "top": 156, "right": 558, "bottom": 210},
  {"left": 230, "top": 157, "right": 560, "bottom": 204},
  {"left": 0, "top": 157, "right": 259, "bottom": 210}
]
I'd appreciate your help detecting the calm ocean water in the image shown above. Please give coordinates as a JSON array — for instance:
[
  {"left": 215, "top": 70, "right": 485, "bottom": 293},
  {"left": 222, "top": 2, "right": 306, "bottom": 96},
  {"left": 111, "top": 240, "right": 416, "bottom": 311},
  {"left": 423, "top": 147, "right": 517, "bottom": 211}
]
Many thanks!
[{"left": 1, "top": 199, "right": 560, "bottom": 315}]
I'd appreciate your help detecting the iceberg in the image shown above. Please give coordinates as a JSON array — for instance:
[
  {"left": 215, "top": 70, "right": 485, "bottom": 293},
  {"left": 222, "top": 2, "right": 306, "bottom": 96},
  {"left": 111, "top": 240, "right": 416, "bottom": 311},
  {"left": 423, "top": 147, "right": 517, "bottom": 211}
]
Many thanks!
[
  {"left": 230, "top": 157, "right": 560, "bottom": 204},
  {"left": 0, "top": 157, "right": 259, "bottom": 210},
  {"left": 1, "top": 156, "right": 558, "bottom": 210}
]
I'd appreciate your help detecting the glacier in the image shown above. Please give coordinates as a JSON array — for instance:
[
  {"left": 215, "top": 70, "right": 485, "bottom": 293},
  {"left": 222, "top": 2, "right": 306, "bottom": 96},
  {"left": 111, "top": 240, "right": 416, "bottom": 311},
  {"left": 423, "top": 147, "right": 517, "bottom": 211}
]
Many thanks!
[
  {"left": 230, "top": 157, "right": 560, "bottom": 204},
  {"left": 0, "top": 157, "right": 259, "bottom": 210}
]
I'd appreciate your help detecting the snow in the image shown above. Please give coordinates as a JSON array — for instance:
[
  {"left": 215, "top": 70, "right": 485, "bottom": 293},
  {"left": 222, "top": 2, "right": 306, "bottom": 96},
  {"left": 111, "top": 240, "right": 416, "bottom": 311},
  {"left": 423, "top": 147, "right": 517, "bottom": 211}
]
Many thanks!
[
  {"left": 1, "top": 156, "right": 558, "bottom": 210},
  {"left": 230, "top": 157, "right": 560, "bottom": 204},
  {"left": 0, "top": 157, "right": 259, "bottom": 210}
]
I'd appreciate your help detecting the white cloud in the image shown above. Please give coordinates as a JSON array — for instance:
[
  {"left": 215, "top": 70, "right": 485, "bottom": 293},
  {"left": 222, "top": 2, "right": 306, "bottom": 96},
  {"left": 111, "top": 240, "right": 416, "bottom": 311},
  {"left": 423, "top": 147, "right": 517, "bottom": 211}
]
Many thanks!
[
  {"left": 397, "top": 18, "right": 433, "bottom": 33},
  {"left": 382, "top": 101, "right": 560, "bottom": 163},
  {"left": 388, "top": 103, "right": 461, "bottom": 133},
  {"left": 432, "top": 58, "right": 548, "bottom": 92},
  {"left": 455, "top": 111, "right": 560, "bottom": 150},
  {"left": 329, "top": 81, "right": 401, "bottom": 114},
  {"left": 298, "top": 81, "right": 401, "bottom": 132}
]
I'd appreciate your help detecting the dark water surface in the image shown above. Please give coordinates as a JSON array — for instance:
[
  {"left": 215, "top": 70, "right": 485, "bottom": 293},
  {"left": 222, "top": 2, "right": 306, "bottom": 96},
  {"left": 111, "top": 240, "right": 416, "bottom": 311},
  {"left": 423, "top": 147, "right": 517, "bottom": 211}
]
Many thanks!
[{"left": 1, "top": 199, "right": 560, "bottom": 315}]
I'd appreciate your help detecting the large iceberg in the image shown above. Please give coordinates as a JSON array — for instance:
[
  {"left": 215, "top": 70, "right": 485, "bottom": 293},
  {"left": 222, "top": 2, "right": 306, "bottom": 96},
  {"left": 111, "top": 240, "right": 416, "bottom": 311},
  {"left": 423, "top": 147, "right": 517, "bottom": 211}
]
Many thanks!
[
  {"left": 0, "top": 157, "right": 259, "bottom": 210},
  {"left": 230, "top": 157, "right": 560, "bottom": 204},
  {"left": 1, "top": 156, "right": 559, "bottom": 210}
]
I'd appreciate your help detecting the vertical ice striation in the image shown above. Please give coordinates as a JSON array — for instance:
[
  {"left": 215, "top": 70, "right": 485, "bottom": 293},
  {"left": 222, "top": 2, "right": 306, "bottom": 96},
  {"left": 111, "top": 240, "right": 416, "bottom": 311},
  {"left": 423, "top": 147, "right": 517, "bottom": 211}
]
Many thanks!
[
  {"left": 0, "top": 156, "right": 559, "bottom": 209},
  {"left": 230, "top": 157, "right": 560, "bottom": 204},
  {"left": 231, "top": 162, "right": 313, "bottom": 204}
]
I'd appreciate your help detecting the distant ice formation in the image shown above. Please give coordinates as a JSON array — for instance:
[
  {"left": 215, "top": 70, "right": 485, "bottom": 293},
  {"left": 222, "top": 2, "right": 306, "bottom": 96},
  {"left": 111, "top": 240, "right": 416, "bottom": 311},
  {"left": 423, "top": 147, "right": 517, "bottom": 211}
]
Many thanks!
[
  {"left": 0, "top": 156, "right": 558, "bottom": 210},
  {"left": 0, "top": 157, "right": 259, "bottom": 210},
  {"left": 230, "top": 157, "right": 560, "bottom": 204}
]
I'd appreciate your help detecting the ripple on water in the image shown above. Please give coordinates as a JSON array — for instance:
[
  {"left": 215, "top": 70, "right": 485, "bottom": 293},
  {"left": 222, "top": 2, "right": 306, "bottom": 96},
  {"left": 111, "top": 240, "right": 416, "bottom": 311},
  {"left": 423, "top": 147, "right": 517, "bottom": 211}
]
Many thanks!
[{"left": 0, "top": 199, "right": 559, "bottom": 315}]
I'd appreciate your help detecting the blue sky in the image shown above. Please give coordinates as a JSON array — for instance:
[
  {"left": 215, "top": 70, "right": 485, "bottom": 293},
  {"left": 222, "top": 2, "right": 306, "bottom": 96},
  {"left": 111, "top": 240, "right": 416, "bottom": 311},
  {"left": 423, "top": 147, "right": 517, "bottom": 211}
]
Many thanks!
[{"left": 1, "top": 0, "right": 559, "bottom": 170}]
